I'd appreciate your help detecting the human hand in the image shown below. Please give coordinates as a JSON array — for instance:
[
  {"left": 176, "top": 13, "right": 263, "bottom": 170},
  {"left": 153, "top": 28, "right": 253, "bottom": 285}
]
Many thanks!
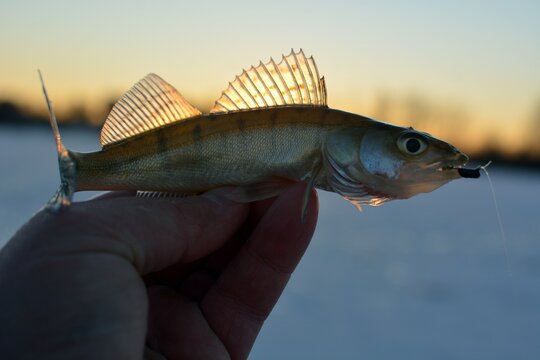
[{"left": 0, "top": 183, "right": 318, "bottom": 360}]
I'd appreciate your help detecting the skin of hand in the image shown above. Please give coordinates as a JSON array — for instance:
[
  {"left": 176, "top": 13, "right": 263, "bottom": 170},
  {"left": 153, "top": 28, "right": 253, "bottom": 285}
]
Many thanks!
[{"left": 0, "top": 183, "right": 318, "bottom": 360}]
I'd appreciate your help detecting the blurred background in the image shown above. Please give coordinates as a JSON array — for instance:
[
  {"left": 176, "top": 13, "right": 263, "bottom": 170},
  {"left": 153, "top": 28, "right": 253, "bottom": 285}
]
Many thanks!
[{"left": 1, "top": 1, "right": 539, "bottom": 359}]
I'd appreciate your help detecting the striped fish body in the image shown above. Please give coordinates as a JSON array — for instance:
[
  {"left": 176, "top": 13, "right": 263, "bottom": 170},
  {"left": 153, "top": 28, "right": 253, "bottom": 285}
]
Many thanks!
[{"left": 74, "top": 107, "right": 369, "bottom": 195}]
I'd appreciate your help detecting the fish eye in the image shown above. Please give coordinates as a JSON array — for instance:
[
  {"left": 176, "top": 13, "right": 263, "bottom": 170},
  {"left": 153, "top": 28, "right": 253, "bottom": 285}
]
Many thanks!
[{"left": 397, "top": 133, "right": 428, "bottom": 156}]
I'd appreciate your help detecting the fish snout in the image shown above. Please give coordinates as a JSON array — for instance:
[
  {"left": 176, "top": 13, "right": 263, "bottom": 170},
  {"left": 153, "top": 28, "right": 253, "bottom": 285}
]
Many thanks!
[
  {"left": 449, "top": 144, "right": 469, "bottom": 165},
  {"left": 456, "top": 152, "right": 469, "bottom": 165},
  {"left": 439, "top": 150, "right": 469, "bottom": 171}
]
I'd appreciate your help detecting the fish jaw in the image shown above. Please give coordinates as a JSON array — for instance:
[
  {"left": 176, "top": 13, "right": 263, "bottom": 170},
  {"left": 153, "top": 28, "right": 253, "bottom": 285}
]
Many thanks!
[
  {"left": 393, "top": 155, "right": 468, "bottom": 199},
  {"left": 322, "top": 126, "right": 395, "bottom": 207}
]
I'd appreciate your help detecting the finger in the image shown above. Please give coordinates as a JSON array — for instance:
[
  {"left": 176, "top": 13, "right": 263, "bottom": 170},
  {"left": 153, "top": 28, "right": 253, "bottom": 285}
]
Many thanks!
[
  {"left": 146, "top": 286, "right": 228, "bottom": 360},
  {"left": 24, "top": 188, "right": 249, "bottom": 275},
  {"left": 145, "top": 194, "right": 280, "bottom": 289},
  {"left": 246, "top": 196, "right": 278, "bottom": 225},
  {"left": 144, "top": 346, "right": 167, "bottom": 360},
  {"left": 199, "top": 194, "right": 279, "bottom": 275},
  {"left": 201, "top": 183, "right": 318, "bottom": 359}
]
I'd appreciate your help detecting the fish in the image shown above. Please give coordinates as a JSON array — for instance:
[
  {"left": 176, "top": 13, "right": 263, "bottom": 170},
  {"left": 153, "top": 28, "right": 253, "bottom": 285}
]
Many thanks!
[{"left": 39, "top": 49, "right": 477, "bottom": 217}]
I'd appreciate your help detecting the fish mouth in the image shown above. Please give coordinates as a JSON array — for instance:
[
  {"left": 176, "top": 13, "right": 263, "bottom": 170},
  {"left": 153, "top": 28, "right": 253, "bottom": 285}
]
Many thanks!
[
  {"left": 433, "top": 154, "right": 482, "bottom": 179},
  {"left": 436, "top": 164, "right": 460, "bottom": 172},
  {"left": 434, "top": 153, "right": 469, "bottom": 172}
]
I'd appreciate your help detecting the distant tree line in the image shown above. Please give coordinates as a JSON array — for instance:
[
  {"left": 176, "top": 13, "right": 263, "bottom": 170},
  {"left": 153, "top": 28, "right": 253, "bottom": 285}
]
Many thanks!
[{"left": 0, "top": 101, "right": 98, "bottom": 127}]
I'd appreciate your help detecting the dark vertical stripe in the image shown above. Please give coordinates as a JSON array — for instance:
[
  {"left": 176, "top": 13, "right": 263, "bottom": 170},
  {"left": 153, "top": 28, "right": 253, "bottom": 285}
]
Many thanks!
[
  {"left": 237, "top": 118, "right": 246, "bottom": 134},
  {"left": 151, "top": 129, "right": 174, "bottom": 185},
  {"left": 156, "top": 130, "right": 168, "bottom": 154},
  {"left": 270, "top": 110, "right": 278, "bottom": 129},
  {"left": 319, "top": 108, "right": 327, "bottom": 128},
  {"left": 236, "top": 117, "right": 247, "bottom": 150},
  {"left": 271, "top": 111, "right": 278, "bottom": 150},
  {"left": 192, "top": 124, "right": 202, "bottom": 146}
]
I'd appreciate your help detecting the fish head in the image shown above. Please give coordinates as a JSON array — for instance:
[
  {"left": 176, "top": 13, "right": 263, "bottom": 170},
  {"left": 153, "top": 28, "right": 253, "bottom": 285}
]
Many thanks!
[{"left": 323, "top": 122, "right": 469, "bottom": 208}]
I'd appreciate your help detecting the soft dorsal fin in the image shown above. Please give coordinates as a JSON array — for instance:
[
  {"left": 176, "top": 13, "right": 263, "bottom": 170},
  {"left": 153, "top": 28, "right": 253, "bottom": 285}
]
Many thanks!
[
  {"left": 210, "top": 49, "right": 327, "bottom": 113},
  {"left": 100, "top": 73, "right": 201, "bottom": 146}
]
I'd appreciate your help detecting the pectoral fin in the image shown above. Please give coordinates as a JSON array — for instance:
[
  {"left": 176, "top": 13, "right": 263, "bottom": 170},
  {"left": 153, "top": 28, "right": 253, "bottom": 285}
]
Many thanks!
[
  {"left": 300, "top": 159, "right": 323, "bottom": 222},
  {"left": 300, "top": 177, "right": 316, "bottom": 224},
  {"left": 225, "top": 177, "right": 297, "bottom": 203},
  {"left": 226, "top": 177, "right": 316, "bottom": 223}
]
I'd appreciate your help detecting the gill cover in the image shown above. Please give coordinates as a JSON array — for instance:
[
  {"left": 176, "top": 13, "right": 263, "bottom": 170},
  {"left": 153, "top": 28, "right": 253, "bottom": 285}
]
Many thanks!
[{"left": 323, "top": 127, "right": 391, "bottom": 210}]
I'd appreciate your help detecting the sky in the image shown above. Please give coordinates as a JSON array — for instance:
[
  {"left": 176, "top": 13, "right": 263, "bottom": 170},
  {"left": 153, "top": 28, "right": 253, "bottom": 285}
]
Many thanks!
[{"left": 1, "top": 0, "right": 539, "bottom": 155}]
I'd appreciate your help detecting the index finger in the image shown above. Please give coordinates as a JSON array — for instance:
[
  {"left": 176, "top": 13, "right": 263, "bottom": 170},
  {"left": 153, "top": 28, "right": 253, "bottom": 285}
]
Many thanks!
[{"left": 12, "top": 188, "right": 250, "bottom": 276}]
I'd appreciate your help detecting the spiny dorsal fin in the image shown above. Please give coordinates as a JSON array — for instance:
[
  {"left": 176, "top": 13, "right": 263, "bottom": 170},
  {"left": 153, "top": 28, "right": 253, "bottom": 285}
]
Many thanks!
[
  {"left": 210, "top": 49, "right": 327, "bottom": 113},
  {"left": 100, "top": 73, "right": 201, "bottom": 146}
]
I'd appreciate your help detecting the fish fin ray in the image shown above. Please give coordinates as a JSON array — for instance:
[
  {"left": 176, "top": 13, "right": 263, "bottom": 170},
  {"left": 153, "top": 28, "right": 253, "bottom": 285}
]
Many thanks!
[
  {"left": 300, "top": 158, "right": 323, "bottom": 222},
  {"left": 38, "top": 71, "right": 76, "bottom": 211},
  {"left": 210, "top": 49, "right": 327, "bottom": 113},
  {"left": 301, "top": 182, "right": 315, "bottom": 223},
  {"left": 100, "top": 74, "right": 201, "bottom": 147},
  {"left": 338, "top": 185, "right": 391, "bottom": 211},
  {"left": 136, "top": 191, "right": 193, "bottom": 199},
  {"left": 343, "top": 194, "right": 390, "bottom": 211},
  {"left": 324, "top": 153, "right": 391, "bottom": 211}
]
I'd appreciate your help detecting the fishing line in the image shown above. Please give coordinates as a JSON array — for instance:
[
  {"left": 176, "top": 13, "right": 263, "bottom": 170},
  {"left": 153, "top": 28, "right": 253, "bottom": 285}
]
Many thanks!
[{"left": 480, "top": 161, "right": 512, "bottom": 275}]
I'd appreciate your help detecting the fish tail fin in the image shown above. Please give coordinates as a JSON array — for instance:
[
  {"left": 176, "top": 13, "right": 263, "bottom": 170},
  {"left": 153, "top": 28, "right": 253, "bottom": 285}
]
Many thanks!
[{"left": 38, "top": 70, "right": 76, "bottom": 211}]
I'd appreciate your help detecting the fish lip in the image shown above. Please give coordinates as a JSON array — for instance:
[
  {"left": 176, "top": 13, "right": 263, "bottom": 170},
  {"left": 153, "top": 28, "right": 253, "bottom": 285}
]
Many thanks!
[
  {"left": 437, "top": 165, "right": 458, "bottom": 171},
  {"left": 435, "top": 154, "right": 469, "bottom": 172}
]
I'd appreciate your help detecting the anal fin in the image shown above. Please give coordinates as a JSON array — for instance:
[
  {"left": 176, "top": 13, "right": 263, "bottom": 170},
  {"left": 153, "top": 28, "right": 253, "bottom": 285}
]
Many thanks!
[{"left": 136, "top": 191, "right": 193, "bottom": 199}]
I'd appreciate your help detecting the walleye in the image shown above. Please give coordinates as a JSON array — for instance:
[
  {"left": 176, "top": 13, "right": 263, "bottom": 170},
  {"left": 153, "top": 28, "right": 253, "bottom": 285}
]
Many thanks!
[{"left": 40, "top": 50, "right": 476, "bottom": 216}]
